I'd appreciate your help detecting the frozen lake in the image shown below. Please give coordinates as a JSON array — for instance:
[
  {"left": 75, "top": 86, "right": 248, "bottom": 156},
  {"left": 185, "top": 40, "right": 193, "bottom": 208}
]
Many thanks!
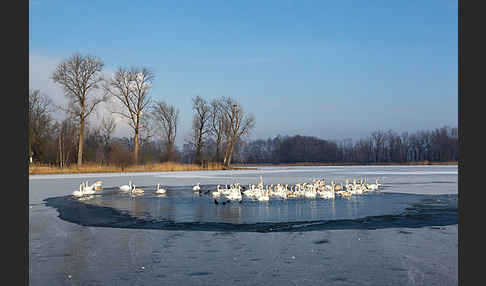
[{"left": 30, "top": 165, "right": 458, "bottom": 285}]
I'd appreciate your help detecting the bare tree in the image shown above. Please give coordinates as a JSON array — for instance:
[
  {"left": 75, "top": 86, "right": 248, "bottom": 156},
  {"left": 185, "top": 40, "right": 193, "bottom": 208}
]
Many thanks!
[
  {"left": 191, "top": 96, "right": 211, "bottom": 164},
  {"left": 55, "top": 116, "right": 79, "bottom": 167},
  {"left": 52, "top": 53, "right": 106, "bottom": 167},
  {"left": 371, "top": 130, "right": 386, "bottom": 163},
  {"left": 150, "top": 100, "right": 179, "bottom": 162},
  {"left": 400, "top": 132, "right": 410, "bottom": 163},
  {"left": 210, "top": 99, "right": 226, "bottom": 163},
  {"left": 138, "top": 115, "right": 155, "bottom": 148},
  {"left": 218, "top": 97, "right": 255, "bottom": 168},
  {"left": 100, "top": 116, "right": 117, "bottom": 147},
  {"left": 29, "top": 90, "right": 54, "bottom": 163},
  {"left": 105, "top": 67, "right": 154, "bottom": 164}
]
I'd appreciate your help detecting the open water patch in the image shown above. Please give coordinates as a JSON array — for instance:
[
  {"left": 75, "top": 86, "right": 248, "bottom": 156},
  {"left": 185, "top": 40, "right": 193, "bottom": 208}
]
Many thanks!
[{"left": 43, "top": 185, "right": 457, "bottom": 233}]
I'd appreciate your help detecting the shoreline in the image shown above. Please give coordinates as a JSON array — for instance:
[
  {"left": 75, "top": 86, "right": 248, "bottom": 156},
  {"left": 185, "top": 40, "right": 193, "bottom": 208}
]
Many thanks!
[
  {"left": 28, "top": 161, "right": 456, "bottom": 175},
  {"left": 233, "top": 161, "right": 458, "bottom": 168}
]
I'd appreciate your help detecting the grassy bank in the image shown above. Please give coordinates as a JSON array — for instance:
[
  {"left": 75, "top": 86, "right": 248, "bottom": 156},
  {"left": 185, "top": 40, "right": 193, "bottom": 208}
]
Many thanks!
[
  {"left": 233, "top": 161, "right": 458, "bottom": 167},
  {"left": 29, "top": 162, "right": 225, "bottom": 175},
  {"left": 29, "top": 160, "right": 457, "bottom": 175}
]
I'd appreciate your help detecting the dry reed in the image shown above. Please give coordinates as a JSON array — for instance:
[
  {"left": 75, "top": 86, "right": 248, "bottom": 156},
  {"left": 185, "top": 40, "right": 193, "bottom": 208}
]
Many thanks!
[{"left": 29, "top": 162, "right": 225, "bottom": 175}]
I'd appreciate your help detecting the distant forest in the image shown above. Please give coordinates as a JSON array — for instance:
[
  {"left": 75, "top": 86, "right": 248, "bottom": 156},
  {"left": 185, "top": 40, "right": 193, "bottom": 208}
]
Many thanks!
[{"left": 232, "top": 126, "right": 458, "bottom": 164}]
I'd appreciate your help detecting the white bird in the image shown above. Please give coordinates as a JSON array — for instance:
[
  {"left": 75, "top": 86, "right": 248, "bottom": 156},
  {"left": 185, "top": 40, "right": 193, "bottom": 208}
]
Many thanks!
[
  {"left": 257, "top": 191, "right": 269, "bottom": 202},
  {"left": 82, "top": 181, "right": 96, "bottom": 195},
  {"left": 258, "top": 176, "right": 264, "bottom": 186},
  {"left": 366, "top": 179, "right": 381, "bottom": 191},
  {"left": 72, "top": 183, "right": 85, "bottom": 197},
  {"left": 212, "top": 185, "right": 222, "bottom": 198},
  {"left": 193, "top": 183, "right": 201, "bottom": 191},
  {"left": 225, "top": 185, "right": 242, "bottom": 202},
  {"left": 156, "top": 184, "right": 166, "bottom": 194},
  {"left": 131, "top": 184, "right": 144, "bottom": 195},
  {"left": 119, "top": 181, "right": 133, "bottom": 192}
]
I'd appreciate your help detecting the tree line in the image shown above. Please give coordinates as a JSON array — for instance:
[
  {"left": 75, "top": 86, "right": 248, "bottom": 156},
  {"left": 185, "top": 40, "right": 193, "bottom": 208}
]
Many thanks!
[
  {"left": 231, "top": 127, "right": 458, "bottom": 164},
  {"left": 28, "top": 53, "right": 255, "bottom": 168}
]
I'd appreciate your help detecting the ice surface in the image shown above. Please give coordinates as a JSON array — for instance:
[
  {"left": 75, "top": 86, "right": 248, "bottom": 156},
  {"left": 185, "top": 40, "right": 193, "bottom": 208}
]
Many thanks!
[
  {"left": 30, "top": 165, "right": 457, "bottom": 285},
  {"left": 29, "top": 165, "right": 458, "bottom": 195}
]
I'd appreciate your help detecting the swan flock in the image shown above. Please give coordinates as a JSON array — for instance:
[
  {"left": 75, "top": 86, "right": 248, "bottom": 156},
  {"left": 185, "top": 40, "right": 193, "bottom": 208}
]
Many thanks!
[
  {"left": 72, "top": 178, "right": 382, "bottom": 202},
  {"left": 209, "top": 178, "right": 381, "bottom": 203}
]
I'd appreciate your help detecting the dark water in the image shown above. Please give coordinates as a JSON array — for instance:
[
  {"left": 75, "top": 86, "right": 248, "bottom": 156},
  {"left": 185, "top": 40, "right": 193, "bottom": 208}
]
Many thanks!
[{"left": 44, "top": 185, "right": 457, "bottom": 233}]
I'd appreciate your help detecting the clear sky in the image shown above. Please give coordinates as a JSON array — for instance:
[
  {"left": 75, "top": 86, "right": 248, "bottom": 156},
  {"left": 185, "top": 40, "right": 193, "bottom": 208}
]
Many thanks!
[{"left": 29, "top": 0, "right": 458, "bottom": 147}]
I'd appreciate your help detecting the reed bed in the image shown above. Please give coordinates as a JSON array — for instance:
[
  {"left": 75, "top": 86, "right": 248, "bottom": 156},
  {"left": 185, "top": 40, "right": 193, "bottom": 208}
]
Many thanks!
[{"left": 29, "top": 162, "right": 225, "bottom": 175}]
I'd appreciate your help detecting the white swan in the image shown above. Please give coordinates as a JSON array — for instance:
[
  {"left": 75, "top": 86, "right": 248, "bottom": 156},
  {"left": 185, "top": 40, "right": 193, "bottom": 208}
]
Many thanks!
[
  {"left": 82, "top": 181, "right": 96, "bottom": 195},
  {"left": 72, "top": 183, "right": 85, "bottom": 197},
  {"left": 257, "top": 192, "right": 269, "bottom": 202},
  {"left": 131, "top": 184, "right": 144, "bottom": 195},
  {"left": 212, "top": 185, "right": 222, "bottom": 198},
  {"left": 318, "top": 181, "right": 335, "bottom": 199},
  {"left": 366, "top": 179, "right": 381, "bottom": 191},
  {"left": 224, "top": 184, "right": 242, "bottom": 202},
  {"left": 156, "top": 184, "right": 166, "bottom": 194},
  {"left": 120, "top": 181, "right": 132, "bottom": 192},
  {"left": 193, "top": 183, "right": 201, "bottom": 191},
  {"left": 351, "top": 180, "right": 364, "bottom": 195},
  {"left": 304, "top": 185, "right": 317, "bottom": 199},
  {"left": 257, "top": 188, "right": 270, "bottom": 202}
]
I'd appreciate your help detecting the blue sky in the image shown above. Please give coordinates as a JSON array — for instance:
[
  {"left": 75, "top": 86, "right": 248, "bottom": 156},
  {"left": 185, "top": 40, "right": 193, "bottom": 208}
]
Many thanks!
[{"left": 29, "top": 0, "right": 458, "bottom": 146}]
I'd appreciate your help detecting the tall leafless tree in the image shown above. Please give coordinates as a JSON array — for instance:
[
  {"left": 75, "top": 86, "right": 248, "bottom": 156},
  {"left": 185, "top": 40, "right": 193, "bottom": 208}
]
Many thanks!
[
  {"left": 150, "top": 100, "right": 179, "bottom": 162},
  {"left": 191, "top": 96, "right": 211, "bottom": 164},
  {"left": 55, "top": 116, "right": 79, "bottom": 167},
  {"left": 210, "top": 98, "right": 226, "bottom": 163},
  {"left": 400, "top": 132, "right": 410, "bottom": 162},
  {"left": 371, "top": 130, "right": 386, "bottom": 163},
  {"left": 29, "top": 90, "right": 54, "bottom": 163},
  {"left": 218, "top": 97, "right": 255, "bottom": 168},
  {"left": 52, "top": 53, "right": 106, "bottom": 167},
  {"left": 105, "top": 67, "right": 154, "bottom": 164}
]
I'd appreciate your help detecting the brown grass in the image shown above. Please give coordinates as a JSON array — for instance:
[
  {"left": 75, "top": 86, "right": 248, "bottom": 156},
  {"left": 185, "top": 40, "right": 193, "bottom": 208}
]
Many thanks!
[
  {"left": 29, "top": 160, "right": 457, "bottom": 175},
  {"left": 29, "top": 162, "right": 225, "bottom": 175}
]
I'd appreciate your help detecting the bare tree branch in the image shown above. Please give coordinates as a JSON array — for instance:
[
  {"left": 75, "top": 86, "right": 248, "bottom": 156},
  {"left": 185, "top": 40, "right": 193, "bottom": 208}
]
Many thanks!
[
  {"left": 105, "top": 66, "right": 154, "bottom": 164},
  {"left": 150, "top": 100, "right": 179, "bottom": 162},
  {"left": 51, "top": 53, "right": 105, "bottom": 166}
]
